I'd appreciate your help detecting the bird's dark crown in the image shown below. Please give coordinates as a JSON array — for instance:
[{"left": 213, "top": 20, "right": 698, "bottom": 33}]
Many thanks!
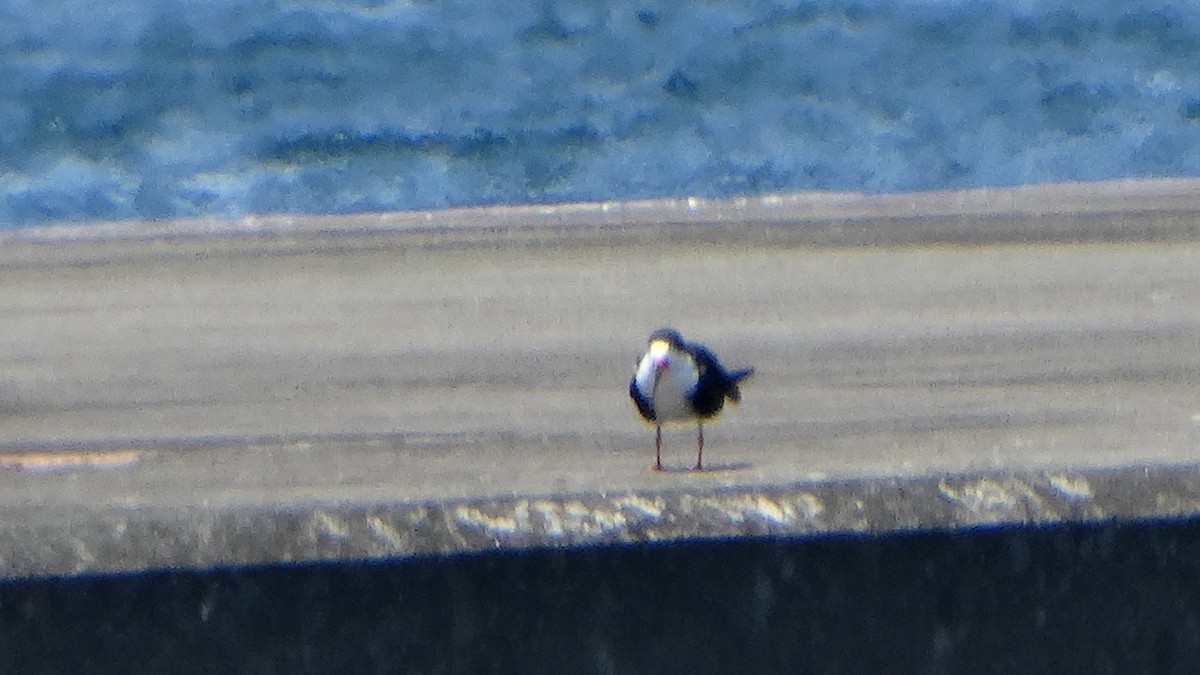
[{"left": 647, "top": 327, "right": 686, "bottom": 347}]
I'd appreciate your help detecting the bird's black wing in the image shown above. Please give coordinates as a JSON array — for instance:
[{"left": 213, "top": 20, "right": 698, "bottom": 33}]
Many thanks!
[
  {"left": 687, "top": 345, "right": 739, "bottom": 417},
  {"left": 629, "top": 376, "right": 656, "bottom": 421}
]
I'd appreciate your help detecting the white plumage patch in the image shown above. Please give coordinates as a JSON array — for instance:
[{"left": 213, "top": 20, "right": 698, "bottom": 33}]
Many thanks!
[{"left": 633, "top": 340, "right": 699, "bottom": 422}]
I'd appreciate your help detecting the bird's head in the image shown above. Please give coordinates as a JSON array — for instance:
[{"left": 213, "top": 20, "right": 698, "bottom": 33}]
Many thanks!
[{"left": 646, "top": 327, "right": 685, "bottom": 372}]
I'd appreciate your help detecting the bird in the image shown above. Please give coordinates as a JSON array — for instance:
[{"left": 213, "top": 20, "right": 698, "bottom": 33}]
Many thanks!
[{"left": 629, "top": 327, "right": 755, "bottom": 471}]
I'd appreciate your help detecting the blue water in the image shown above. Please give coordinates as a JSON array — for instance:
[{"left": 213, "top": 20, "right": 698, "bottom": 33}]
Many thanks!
[{"left": 3, "top": 0, "right": 1200, "bottom": 230}]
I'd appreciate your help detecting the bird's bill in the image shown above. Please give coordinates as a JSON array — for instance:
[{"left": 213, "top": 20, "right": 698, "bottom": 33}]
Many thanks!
[{"left": 648, "top": 339, "right": 671, "bottom": 369}]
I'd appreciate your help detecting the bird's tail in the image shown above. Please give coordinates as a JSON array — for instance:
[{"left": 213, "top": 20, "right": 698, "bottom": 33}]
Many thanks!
[{"left": 726, "top": 367, "right": 756, "bottom": 403}]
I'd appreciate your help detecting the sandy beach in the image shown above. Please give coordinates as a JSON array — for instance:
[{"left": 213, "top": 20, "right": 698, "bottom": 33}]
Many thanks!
[{"left": 1, "top": 178, "right": 1198, "bottom": 575}]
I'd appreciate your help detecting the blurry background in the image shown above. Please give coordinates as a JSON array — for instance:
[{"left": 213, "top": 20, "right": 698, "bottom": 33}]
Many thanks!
[{"left": 2, "top": 0, "right": 1199, "bottom": 229}]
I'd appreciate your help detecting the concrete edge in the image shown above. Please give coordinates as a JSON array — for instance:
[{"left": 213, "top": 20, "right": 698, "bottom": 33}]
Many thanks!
[
  {"left": 5, "top": 461, "right": 1200, "bottom": 581},
  {"left": 3, "top": 177, "right": 1200, "bottom": 254}
]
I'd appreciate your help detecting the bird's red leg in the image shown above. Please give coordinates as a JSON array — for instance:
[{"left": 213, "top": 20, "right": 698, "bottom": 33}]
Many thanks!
[
  {"left": 694, "top": 424, "right": 704, "bottom": 471},
  {"left": 653, "top": 425, "right": 664, "bottom": 471}
]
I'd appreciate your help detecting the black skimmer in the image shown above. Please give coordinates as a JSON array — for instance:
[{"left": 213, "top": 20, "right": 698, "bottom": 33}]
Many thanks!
[{"left": 629, "top": 328, "right": 755, "bottom": 471}]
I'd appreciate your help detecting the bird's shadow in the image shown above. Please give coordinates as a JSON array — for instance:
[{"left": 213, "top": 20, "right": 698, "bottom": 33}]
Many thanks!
[{"left": 651, "top": 461, "right": 752, "bottom": 474}]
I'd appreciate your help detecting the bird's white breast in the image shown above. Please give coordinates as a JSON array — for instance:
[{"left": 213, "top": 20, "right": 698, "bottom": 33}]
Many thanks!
[{"left": 634, "top": 348, "right": 699, "bottom": 422}]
